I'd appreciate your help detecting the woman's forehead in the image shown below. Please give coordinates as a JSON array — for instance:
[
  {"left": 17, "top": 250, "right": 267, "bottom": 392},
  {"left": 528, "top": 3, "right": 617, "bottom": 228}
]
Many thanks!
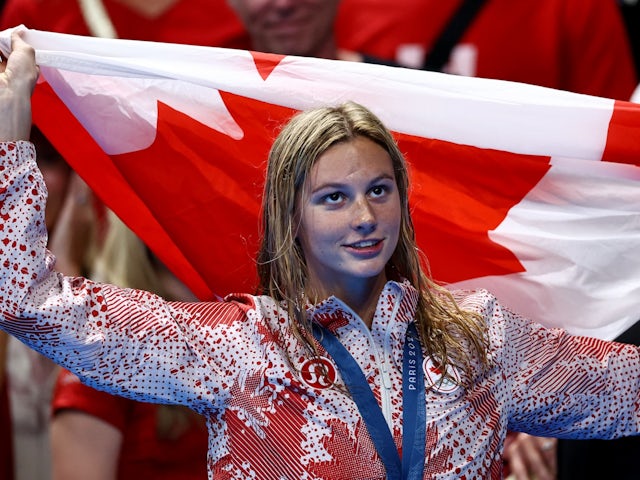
[{"left": 304, "top": 138, "right": 393, "bottom": 188}]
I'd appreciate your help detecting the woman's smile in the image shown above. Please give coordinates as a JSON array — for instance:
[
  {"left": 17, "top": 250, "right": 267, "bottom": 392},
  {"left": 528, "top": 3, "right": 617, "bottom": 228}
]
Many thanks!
[{"left": 343, "top": 238, "right": 385, "bottom": 257}]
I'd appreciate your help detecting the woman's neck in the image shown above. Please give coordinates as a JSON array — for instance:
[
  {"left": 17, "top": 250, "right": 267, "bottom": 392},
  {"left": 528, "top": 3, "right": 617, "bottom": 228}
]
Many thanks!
[{"left": 309, "top": 274, "right": 387, "bottom": 329}]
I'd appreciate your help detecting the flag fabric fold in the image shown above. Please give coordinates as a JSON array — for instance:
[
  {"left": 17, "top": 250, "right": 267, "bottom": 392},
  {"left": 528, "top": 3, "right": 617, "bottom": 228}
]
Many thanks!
[{"left": 0, "top": 26, "right": 638, "bottom": 340}]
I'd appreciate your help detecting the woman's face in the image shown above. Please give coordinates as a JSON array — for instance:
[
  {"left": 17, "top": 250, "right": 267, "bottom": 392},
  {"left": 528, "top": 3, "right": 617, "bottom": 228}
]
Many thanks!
[{"left": 296, "top": 136, "right": 401, "bottom": 298}]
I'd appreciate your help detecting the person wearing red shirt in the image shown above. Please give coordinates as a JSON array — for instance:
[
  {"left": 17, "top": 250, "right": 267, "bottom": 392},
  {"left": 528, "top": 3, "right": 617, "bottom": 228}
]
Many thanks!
[
  {"left": 51, "top": 369, "right": 208, "bottom": 480},
  {"left": 335, "top": 0, "right": 637, "bottom": 100},
  {"left": 0, "top": 3, "right": 246, "bottom": 478},
  {"left": 0, "top": 0, "right": 250, "bottom": 48}
]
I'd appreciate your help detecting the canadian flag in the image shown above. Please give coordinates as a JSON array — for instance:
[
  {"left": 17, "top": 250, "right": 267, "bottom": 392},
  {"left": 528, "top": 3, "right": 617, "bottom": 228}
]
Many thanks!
[{"left": 1, "top": 27, "right": 639, "bottom": 340}]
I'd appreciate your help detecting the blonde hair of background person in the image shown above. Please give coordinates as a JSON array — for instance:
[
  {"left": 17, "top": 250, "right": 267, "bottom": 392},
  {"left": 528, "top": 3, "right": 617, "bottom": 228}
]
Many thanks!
[{"left": 91, "top": 210, "right": 188, "bottom": 301}]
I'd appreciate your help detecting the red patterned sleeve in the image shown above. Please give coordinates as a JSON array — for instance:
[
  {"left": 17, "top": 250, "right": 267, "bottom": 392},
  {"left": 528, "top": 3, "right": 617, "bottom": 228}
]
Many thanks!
[
  {"left": 0, "top": 142, "right": 248, "bottom": 409},
  {"left": 486, "top": 294, "right": 640, "bottom": 439}
]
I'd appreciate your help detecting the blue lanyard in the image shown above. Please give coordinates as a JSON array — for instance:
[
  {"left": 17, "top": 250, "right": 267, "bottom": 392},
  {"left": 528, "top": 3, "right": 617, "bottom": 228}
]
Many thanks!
[
  {"left": 402, "top": 323, "right": 426, "bottom": 479},
  {"left": 312, "top": 322, "right": 426, "bottom": 480}
]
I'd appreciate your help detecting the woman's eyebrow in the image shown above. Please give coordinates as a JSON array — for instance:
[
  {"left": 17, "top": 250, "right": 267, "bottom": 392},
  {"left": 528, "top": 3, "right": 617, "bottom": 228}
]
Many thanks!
[{"left": 311, "top": 173, "right": 395, "bottom": 193}]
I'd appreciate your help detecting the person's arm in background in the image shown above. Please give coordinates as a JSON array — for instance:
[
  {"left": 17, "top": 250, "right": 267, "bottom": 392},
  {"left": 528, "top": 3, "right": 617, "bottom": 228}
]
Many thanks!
[{"left": 51, "top": 408, "right": 122, "bottom": 480}]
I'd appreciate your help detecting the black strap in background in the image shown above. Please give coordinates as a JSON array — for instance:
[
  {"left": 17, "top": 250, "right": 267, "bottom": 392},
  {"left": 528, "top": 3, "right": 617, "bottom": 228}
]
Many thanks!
[
  {"left": 422, "top": 0, "right": 489, "bottom": 72},
  {"left": 613, "top": 316, "right": 640, "bottom": 346}
]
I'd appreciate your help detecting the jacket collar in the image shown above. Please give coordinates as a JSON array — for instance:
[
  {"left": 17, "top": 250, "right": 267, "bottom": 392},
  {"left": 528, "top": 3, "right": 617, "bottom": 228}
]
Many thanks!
[{"left": 306, "top": 279, "right": 419, "bottom": 333}]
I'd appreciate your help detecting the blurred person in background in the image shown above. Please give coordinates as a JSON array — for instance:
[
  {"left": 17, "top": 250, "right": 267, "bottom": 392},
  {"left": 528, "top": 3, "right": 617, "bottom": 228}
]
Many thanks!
[
  {"left": 0, "top": 0, "right": 250, "bottom": 47},
  {"left": 226, "top": 0, "right": 356, "bottom": 60},
  {"left": 335, "top": 0, "right": 637, "bottom": 100}
]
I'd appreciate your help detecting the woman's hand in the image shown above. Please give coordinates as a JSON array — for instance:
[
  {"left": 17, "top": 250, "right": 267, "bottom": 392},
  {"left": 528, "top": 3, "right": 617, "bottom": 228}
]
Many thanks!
[
  {"left": 0, "top": 31, "right": 39, "bottom": 142},
  {"left": 504, "top": 432, "right": 557, "bottom": 480}
]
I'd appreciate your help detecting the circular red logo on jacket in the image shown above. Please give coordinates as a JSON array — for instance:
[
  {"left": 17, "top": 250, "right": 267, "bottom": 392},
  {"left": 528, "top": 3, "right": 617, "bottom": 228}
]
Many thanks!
[
  {"left": 300, "top": 356, "right": 337, "bottom": 389},
  {"left": 423, "top": 356, "right": 461, "bottom": 393}
]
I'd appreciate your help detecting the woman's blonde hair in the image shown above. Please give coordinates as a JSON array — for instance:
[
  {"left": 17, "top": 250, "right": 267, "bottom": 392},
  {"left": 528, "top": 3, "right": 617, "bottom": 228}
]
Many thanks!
[{"left": 258, "top": 102, "right": 488, "bottom": 384}]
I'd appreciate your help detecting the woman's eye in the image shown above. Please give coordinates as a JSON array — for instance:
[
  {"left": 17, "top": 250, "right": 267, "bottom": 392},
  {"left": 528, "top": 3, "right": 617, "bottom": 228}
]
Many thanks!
[
  {"left": 323, "top": 192, "right": 344, "bottom": 204},
  {"left": 370, "top": 185, "right": 388, "bottom": 198}
]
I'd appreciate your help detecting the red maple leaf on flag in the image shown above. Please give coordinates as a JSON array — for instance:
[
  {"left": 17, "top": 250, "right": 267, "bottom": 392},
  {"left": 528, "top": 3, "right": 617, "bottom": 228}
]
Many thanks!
[
  {"left": 249, "top": 51, "right": 286, "bottom": 80},
  {"left": 31, "top": 70, "right": 550, "bottom": 299},
  {"left": 396, "top": 133, "right": 551, "bottom": 282}
]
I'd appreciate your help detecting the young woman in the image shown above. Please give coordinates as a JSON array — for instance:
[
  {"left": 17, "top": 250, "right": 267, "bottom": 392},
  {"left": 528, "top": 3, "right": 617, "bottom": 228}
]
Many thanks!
[{"left": 1, "top": 32, "right": 639, "bottom": 479}]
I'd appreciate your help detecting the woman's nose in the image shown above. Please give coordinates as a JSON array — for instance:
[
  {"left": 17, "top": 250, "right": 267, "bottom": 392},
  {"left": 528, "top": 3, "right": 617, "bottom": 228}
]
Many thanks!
[{"left": 352, "top": 197, "right": 377, "bottom": 233}]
